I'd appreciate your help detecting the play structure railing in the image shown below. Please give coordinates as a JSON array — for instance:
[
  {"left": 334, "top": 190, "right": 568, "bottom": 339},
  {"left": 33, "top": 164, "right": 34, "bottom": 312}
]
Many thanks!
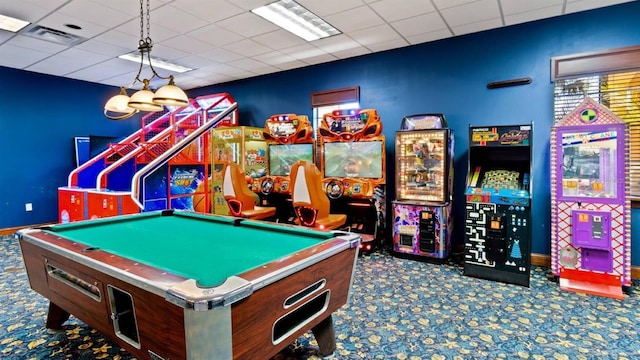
[
  {"left": 95, "top": 105, "right": 204, "bottom": 190},
  {"left": 65, "top": 118, "right": 161, "bottom": 188},
  {"left": 130, "top": 102, "right": 238, "bottom": 209}
]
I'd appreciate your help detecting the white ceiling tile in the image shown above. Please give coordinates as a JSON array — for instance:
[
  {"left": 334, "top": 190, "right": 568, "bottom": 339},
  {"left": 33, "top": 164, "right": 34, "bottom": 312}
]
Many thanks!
[
  {"left": 227, "top": 57, "right": 269, "bottom": 71},
  {"left": 19, "top": 0, "right": 69, "bottom": 11},
  {"left": 175, "top": 54, "right": 221, "bottom": 69},
  {"left": 366, "top": 38, "right": 410, "bottom": 52},
  {"left": 58, "top": 0, "right": 133, "bottom": 28},
  {"left": 333, "top": 46, "right": 372, "bottom": 59},
  {"left": 324, "top": 5, "right": 386, "bottom": 33},
  {"left": 369, "top": 0, "right": 436, "bottom": 22},
  {"left": 218, "top": 12, "right": 278, "bottom": 38},
  {"left": 313, "top": 34, "right": 365, "bottom": 54},
  {"left": 148, "top": 43, "right": 190, "bottom": 61},
  {"left": 198, "top": 47, "right": 244, "bottom": 63},
  {"left": 176, "top": 0, "right": 244, "bottom": 22},
  {"left": 504, "top": 6, "right": 563, "bottom": 26},
  {"left": 349, "top": 24, "right": 403, "bottom": 46},
  {"left": 0, "top": 43, "right": 51, "bottom": 68},
  {"left": 275, "top": 59, "right": 309, "bottom": 71},
  {"left": 223, "top": 0, "right": 273, "bottom": 11},
  {"left": 298, "top": 0, "right": 366, "bottom": 17},
  {"left": 432, "top": 0, "right": 482, "bottom": 10},
  {"left": 565, "top": 0, "right": 633, "bottom": 14},
  {"left": 440, "top": 0, "right": 501, "bottom": 27},
  {"left": 253, "top": 51, "right": 299, "bottom": 66},
  {"left": 150, "top": 5, "right": 208, "bottom": 34},
  {"left": 6, "top": 34, "right": 68, "bottom": 54},
  {"left": 301, "top": 53, "right": 339, "bottom": 65},
  {"left": 0, "top": 2, "right": 52, "bottom": 23},
  {"left": 223, "top": 39, "right": 272, "bottom": 57},
  {"left": 391, "top": 12, "right": 448, "bottom": 38},
  {"left": 500, "top": 0, "right": 564, "bottom": 15},
  {"left": 280, "top": 43, "right": 329, "bottom": 60},
  {"left": 160, "top": 35, "right": 212, "bottom": 54},
  {"left": 405, "top": 28, "right": 453, "bottom": 45},
  {"left": 252, "top": 30, "right": 308, "bottom": 50},
  {"left": 186, "top": 24, "right": 244, "bottom": 47},
  {"left": 74, "top": 39, "right": 131, "bottom": 58},
  {"left": 451, "top": 17, "right": 503, "bottom": 36}
]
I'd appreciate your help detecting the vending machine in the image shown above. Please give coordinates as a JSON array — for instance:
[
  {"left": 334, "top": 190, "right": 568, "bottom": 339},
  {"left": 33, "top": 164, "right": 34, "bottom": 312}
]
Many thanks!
[
  {"left": 392, "top": 114, "right": 454, "bottom": 260},
  {"left": 550, "top": 97, "right": 630, "bottom": 299},
  {"left": 463, "top": 124, "right": 532, "bottom": 287}
]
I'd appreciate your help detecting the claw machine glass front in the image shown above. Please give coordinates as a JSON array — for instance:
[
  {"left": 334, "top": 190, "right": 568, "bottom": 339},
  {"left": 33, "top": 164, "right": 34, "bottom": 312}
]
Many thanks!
[
  {"left": 558, "top": 129, "right": 621, "bottom": 201},
  {"left": 395, "top": 129, "right": 452, "bottom": 203}
]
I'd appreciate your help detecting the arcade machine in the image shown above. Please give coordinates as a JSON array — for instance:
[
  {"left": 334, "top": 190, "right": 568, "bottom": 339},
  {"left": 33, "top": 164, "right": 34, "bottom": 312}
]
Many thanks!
[
  {"left": 550, "top": 97, "right": 631, "bottom": 299},
  {"left": 463, "top": 124, "right": 532, "bottom": 287},
  {"left": 254, "top": 114, "right": 315, "bottom": 222},
  {"left": 210, "top": 126, "right": 267, "bottom": 215},
  {"left": 318, "top": 108, "right": 386, "bottom": 252},
  {"left": 392, "top": 114, "right": 454, "bottom": 260}
]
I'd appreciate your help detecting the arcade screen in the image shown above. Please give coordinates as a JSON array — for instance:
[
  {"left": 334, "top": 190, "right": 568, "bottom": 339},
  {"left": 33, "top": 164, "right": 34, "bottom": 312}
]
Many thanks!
[
  {"left": 268, "top": 143, "right": 314, "bottom": 176},
  {"left": 323, "top": 141, "right": 383, "bottom": 179}
]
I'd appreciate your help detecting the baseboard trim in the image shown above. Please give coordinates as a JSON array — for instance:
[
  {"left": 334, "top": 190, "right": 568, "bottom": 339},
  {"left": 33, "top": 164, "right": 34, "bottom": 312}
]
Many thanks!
[
  {"left": 531, "top": 253, "right": 639, "bottom": 280},
  {"left": 0, "top": 223, "right": 55, "bottom": 236}
]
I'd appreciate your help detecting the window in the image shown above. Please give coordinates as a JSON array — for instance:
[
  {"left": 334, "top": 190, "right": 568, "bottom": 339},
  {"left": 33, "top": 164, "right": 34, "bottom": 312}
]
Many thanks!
[{"left": 552, "top": 46, "right": 640, "bottom": 201}]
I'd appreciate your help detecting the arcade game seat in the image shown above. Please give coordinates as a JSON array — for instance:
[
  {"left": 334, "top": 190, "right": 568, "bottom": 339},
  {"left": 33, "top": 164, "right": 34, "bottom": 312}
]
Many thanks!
[
  {"left": 290, "top": 160, "right": 346, "bottom": 230},
  {"left": 222, "top": 162, "right": 276, "bottom": 220}
]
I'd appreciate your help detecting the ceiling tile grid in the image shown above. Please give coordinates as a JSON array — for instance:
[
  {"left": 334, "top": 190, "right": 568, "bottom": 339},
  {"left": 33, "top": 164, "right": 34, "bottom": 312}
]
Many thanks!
[{"left": 0, "top": 0, "right": 634, "bottom": 90}]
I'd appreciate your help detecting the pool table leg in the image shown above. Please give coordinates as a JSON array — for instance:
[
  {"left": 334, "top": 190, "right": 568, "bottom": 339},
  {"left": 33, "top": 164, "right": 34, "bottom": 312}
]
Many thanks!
[
  {"left": 45, "top": 302, "right": 70, "bottom": 330},
  {"left": 312, "top": 314, "right": 336, "bottom": 358}
]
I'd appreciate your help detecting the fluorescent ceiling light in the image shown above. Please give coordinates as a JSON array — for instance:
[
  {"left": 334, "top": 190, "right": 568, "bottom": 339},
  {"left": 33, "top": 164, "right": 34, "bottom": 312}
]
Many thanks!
[
  {"left": 0, "top": 14, "right": 30, "bottom": 33},
  {"left": 251, "top": 0, "right": 340, "bottom": 42},
  {"left": 118, "top": 52, "right": 193, "bottom": 73}
]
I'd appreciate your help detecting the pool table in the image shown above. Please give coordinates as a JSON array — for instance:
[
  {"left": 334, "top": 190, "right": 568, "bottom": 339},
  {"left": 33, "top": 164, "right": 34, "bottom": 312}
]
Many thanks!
[{"left": 17, "top": 210, "right": 361, "bottom": 360}]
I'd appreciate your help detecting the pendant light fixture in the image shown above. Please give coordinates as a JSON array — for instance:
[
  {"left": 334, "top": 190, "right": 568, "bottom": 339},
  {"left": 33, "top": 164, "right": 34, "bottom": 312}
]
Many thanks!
[{"left": 104, "top": 0, "right": 189, "bottom": 120}]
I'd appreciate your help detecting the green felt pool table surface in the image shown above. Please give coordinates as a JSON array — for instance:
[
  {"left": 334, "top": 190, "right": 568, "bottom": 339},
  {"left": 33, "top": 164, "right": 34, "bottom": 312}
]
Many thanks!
[{"left": 44, "top": 210, "right": 336, "bottom": 287}]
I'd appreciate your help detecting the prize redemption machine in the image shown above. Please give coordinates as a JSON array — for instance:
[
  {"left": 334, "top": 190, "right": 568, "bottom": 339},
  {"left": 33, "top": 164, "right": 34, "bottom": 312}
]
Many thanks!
[
  {"left": 318, "top": 109, "right": 386, "bottom": 252},
  {"left": 464, "top": 124, "right": 532, "bottom": 287},
  {"left": 550, "top": 97, "right": 631, "bottom": 299},
  {"left": 253, "top": 114, "right": 315, "bottom": 222},
  {"left": 210, "top": 126, "right": 268, "bottom": 215},
  {"left": 392, "top": 114, "right": 454, "bottom": 261}
]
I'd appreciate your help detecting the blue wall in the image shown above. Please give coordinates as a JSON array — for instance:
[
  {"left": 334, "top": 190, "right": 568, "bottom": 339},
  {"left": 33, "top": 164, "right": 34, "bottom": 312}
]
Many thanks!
[
  {"left": 0, "top": 68, "right": 140, "bottom": 227},
  {"left": 1, "top": 2, "right": 638, "bottom": 264}
]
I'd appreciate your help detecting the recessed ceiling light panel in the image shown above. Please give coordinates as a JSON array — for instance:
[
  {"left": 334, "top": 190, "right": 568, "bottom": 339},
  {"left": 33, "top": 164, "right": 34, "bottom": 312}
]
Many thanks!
[
  {"left": 251, "top": 0, "right": 340, "bottom": 42},
  {"left": 0, "top": 13, "right": 30, "bottom": 33}
]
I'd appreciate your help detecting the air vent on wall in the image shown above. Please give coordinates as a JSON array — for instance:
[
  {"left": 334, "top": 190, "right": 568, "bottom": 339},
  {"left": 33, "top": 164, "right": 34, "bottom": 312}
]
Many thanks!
[{"left": 22, "top": 24, "right": 87, "bottom": 46}]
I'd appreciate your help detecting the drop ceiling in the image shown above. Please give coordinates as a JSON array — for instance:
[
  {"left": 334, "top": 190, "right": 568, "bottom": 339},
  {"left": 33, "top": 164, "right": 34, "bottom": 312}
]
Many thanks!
[{"left": 0, "top": 0, "right": 633, "bottom": 90}]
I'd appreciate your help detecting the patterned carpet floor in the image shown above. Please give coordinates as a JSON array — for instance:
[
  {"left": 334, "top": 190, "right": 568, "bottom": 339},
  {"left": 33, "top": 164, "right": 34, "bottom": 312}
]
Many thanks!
[{"left": 1, "top": 233, "right": 639, "bottom": 360}]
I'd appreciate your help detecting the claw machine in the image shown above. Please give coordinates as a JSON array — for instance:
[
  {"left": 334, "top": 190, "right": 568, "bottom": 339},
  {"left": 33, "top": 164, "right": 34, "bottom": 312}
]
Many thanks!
[
  {"left": 392, "top": 114, "right": 454, "bottom": 260},
  {"left": 210, "top": 127, "right": 267, "bottom": 215},
  {"left": 550, "top": 97, "right": 630, "bottom": 299},
  {"left": 463, "top": 124, "right": 532, "bottom": 287}
]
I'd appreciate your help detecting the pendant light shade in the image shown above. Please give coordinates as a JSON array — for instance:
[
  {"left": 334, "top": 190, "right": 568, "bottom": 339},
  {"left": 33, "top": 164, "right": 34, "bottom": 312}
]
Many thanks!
[
  {"left": 153, "top": 76, "right": 189, "bottom": 107},
  {"left": 104, "top": 87, "right": 138, "bottom": 120},
  {"left": 128, "top": 82, "right": 164, "bottom": 112}
]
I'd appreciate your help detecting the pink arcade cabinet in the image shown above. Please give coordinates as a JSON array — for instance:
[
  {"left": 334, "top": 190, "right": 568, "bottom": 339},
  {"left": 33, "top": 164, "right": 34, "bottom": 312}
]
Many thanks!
[{"left": 550, "top": 97, "right": 631, "bottom": 299}]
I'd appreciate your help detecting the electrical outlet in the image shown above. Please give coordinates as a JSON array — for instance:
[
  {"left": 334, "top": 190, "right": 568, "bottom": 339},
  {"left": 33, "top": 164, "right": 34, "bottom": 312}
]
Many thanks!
[{"left": 25, "top": 203, "right": 33, "bottom": 212}]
